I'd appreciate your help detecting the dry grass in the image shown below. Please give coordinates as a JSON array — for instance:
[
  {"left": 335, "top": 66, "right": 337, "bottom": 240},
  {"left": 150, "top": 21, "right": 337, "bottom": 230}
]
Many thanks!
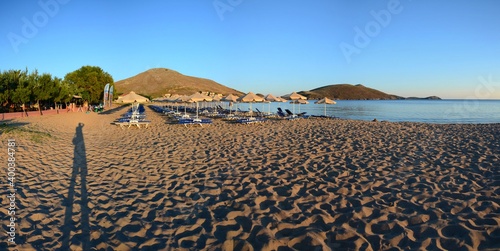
[{"left": 0, "top": 123, "right": 52, "bottom": 143}]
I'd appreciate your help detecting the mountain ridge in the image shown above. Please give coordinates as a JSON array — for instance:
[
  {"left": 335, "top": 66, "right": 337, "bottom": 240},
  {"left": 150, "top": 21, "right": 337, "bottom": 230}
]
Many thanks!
[{"left": 114, "top": 69, "right": 440, "bottom": 100}]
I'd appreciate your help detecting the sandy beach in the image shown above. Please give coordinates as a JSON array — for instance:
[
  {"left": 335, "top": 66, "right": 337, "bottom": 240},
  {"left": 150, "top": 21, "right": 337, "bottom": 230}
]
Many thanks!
[{"left": 1, "top": 105, "right": 499, "bottom": 250}]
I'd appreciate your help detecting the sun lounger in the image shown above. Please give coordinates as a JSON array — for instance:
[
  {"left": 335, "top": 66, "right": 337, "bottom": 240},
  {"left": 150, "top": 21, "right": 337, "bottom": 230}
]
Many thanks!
[
  {"left": 114, "top": 120, "right": 151, "bottom": 129},
  {"left": 171, "top": 113, "right": 190, "bottom": 120},
  {"left": 257, "top": 108, "right": 270, "bottom": 117},
  {"left": 114, "top": 104, "right": 150, "bottom": 128},
  {"left": 118, "top": 113, "right": 146, "bottom": 121},
  {"left": 276, "top": 108, "right": 298, "bottom": 120},
  {"left": 150, "top": 105, "right": 174, "bottom": 115},
  {"left": 221, "top": 114, "right": 239, "bottom": 120},
  {"left": 284, "top": 109, "right": 308, "bottom": 119},
  {"left": 237, "top": 108, "right": 250, "bottom": 115},
  {"left": 236, "top": 117, "right": 266, "bottom": 124},
  {"left": 277, "top": 108, "right": 287, "bottom": 118},
  {"left": 178, "top": 118, "right": 213, "bottom": 127},
  {"left": 256, "top": 108, "right": 273, "bottom": 117},
  {"left": 284, "top": 109, "right": 296, "bottom": 117}
]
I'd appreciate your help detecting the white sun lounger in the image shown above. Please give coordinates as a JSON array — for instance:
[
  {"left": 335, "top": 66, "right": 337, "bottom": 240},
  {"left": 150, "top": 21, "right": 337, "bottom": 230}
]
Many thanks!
[{"left": 115, "top": 120, "right": 151, "bottom": 129}]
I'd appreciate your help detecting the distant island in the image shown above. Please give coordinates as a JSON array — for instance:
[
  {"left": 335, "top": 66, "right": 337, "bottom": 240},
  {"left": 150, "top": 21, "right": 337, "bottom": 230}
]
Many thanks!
[
  {"left": 299, "top": 84, "right": 441, "bottom": 100},
  {"left": 405, "top": 96, "right": 442, "bottom": 100},
  {"left": 115, "top": 68, "right": 440, "bottom": 100}
]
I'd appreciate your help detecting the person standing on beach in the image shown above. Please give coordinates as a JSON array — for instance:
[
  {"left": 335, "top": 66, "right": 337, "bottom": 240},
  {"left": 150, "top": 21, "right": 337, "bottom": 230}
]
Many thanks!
[{"left": 21, "top": 103, "right": 28, "bottom": 117}]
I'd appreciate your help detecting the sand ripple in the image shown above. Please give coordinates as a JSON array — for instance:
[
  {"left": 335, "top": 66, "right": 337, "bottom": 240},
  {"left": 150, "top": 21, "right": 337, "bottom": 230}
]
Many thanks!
[{"left": 0, "top": 107, "right": 499, "bottom": 250}]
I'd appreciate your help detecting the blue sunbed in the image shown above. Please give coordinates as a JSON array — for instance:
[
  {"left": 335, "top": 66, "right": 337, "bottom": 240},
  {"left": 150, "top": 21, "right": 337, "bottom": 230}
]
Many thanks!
[{"left": 178, "top": 118, "right": 213, "bottom": 127}]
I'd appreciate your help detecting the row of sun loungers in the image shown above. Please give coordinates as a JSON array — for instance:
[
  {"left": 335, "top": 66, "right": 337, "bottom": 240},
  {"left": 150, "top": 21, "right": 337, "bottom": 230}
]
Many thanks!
[
  {"left": 114, "top": 104, "right": 151, "bottom": 129},
  {"left": 178, "top": 118, "right": 213, "bottom": 127},
  {"left": 150, "top": 106, "right": 214, "bottom": 126},
  {"left": 148, "top": 105, "right": 333, "bottom": 127},
  {"left": 276, "top": 108, "right": 309, "bottom": 120},
  {"left": 152, "top": 105, "right": 266, "bottom": 125},
  {"left": 236, "top": 117, "right": 267, "bottom": 124},
  {"left": 113, "top": 104, "right": 329, "bottom": 129}
]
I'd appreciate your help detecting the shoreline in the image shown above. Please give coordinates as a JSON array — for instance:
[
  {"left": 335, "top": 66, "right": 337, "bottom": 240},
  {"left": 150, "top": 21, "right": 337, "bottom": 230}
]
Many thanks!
[{"left": 2, "top": 102, "right": 500, "bottom": 125}]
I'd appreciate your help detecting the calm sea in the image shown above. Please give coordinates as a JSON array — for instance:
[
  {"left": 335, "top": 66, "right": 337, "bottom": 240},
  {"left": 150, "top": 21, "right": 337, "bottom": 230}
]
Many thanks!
[{"left": 235, "top": 100, "right": 500, "bottom": 124}]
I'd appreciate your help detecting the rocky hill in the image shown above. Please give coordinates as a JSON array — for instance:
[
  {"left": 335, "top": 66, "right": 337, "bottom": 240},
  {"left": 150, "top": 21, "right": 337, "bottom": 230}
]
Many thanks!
[
  {"left": 298, "top": 84, "right": 401, "bottom": 100},
  {"left": 114, "top": 68, "right": 243, "bottom": 97}
]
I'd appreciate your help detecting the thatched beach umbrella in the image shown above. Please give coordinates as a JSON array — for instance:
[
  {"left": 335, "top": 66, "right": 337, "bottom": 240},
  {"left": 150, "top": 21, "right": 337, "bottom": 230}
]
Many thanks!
[
  {"left": 264, "top": 94, "right": 280, "bottom": 102},
  {"left": 210, "top": 95, "right": 221, "bottom": 110},
  {"left": 188, "top": 92, "right": 213, "bottom": 119},
  {"left": 282, "top": 92, "right": 307, "bottom": 100},
  {"left": 261, "top": 100, "right": 270, "bottom": 115},
  {"left": 274, "top": 97, "right": 288, "bottom": 103},
  {"left": 238, "top": 92, "right": 265, "bottom": 117},
  {"left": 223, "top": 94, "right": 239, "bottom": 102},
  {"left": 211, "top": 95, "right": 221, "bottom": 101},
  {"left": 290, "top": 99, "right": 309, "bottom": 113},
  {"left": 152, "top": 97, "right": 168, "bottom": 102},
  {"left": 290, "top": 99, "right": 309, "bottom": 104},
  {"left": 264, "top": 94, "right": 281, "bottom": 114},
  {"left": 282, "top": 92, "right": 307, "bottom": 114},
  {"left": 174, "top": 95, "right": 188, "bottom": 116},
  {"left": 315, "top": 97, "right": 336, "bottom": 116},
  {"left": 117, "top": 91, "right": 150, "bottom": 103},
  {"left": 162, "top": 94, "right": 178, "bottom": 111},
  {"left": 222, "top": 94, "right": 240, "bottom": 115},
  {"left": 167, "top": 94, "right": 181, "bottom": 102}
]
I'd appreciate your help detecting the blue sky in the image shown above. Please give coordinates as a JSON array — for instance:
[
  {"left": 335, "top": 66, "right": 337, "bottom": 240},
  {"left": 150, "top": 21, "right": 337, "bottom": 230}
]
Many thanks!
[{"left": 1, "top": 0, "right": 499, "bottom": 98}]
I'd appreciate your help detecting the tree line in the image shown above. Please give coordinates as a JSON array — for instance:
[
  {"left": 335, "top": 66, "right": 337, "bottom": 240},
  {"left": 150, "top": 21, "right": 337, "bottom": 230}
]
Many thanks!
[{"left": 0, "top": 66, "right": 114, "bottom": 113}]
